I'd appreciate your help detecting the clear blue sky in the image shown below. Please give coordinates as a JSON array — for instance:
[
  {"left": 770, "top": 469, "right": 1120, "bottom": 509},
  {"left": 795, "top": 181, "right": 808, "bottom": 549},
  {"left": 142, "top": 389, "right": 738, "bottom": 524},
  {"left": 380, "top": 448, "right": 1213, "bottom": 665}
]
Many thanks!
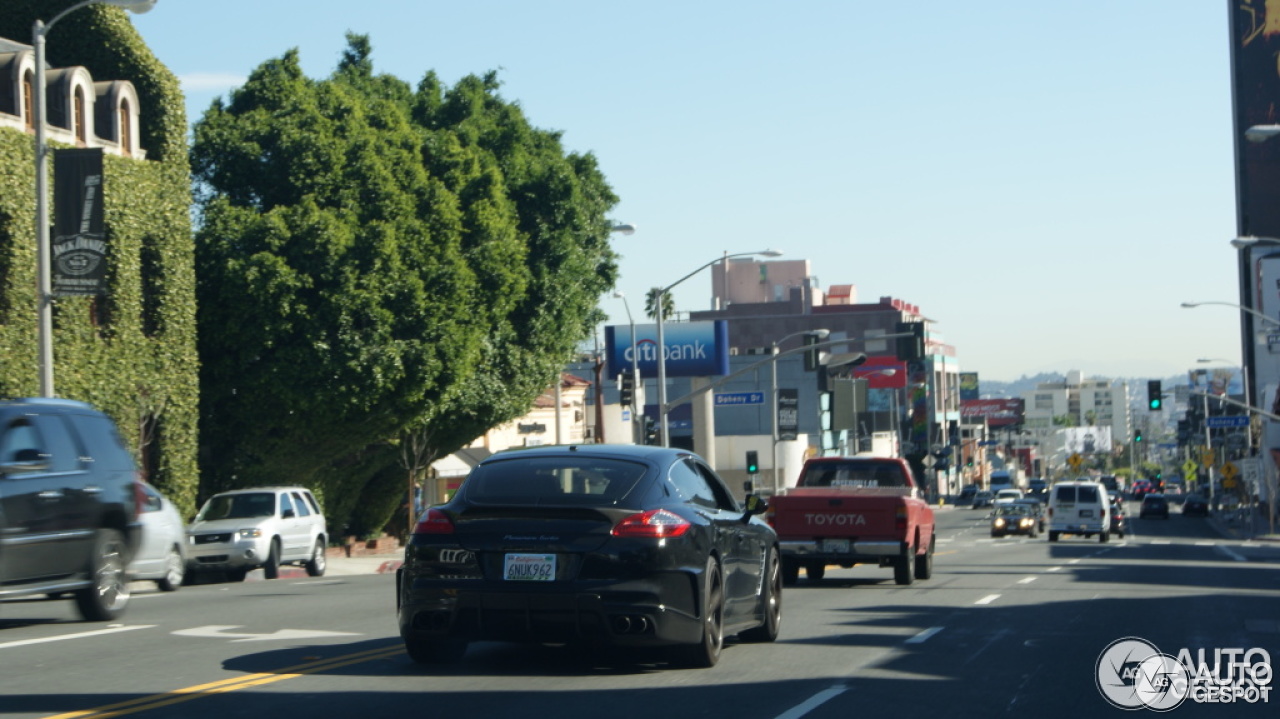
[{"left": 127, "top": 0, "right": 1240, "bottom": 383}]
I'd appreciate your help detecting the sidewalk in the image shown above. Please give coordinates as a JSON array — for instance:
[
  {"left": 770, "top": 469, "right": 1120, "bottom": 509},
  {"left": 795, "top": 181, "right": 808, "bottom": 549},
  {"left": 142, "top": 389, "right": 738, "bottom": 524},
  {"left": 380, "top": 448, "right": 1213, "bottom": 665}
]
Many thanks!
[{"left": 1206, "top": 504, "right": 1280, "bottom": 542}]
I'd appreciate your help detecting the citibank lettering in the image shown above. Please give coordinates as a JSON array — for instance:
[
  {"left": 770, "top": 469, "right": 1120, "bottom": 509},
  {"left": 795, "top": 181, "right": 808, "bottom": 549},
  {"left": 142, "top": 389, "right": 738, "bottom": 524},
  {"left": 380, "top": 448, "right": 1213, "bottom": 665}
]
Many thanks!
[
  {"left": 805, "top": 513, "right": 867, "bottom": 526},
  {"left": 627, "top": 338, "right": 708, "bottom": 363}
]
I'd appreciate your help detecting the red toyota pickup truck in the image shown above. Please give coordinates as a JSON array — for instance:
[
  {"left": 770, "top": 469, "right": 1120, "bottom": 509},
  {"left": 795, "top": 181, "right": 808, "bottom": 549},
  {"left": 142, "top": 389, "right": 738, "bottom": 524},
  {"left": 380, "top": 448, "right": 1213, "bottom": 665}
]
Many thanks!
[{"left": 766, "top": 456, "right": 935, "bottom": 586}]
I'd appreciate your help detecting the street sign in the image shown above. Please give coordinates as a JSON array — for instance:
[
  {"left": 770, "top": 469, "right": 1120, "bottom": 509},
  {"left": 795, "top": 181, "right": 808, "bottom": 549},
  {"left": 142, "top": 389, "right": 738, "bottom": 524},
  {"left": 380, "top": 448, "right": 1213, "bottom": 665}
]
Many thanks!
[
  {"left": 1206, "top": 415, "right": 1250, "bottom": 429},
  {"left": 777, "top": 388, "right": 799, "bottom": 441},
  {"left": 922, "top": 454, "right": 937, "bottom": 468},
  {"left": 1067, "top": 453, "right": 1083, "bottom": 470},
  {"left": 978, "top": 439, "right": 1000, "bottom": 446},
  {"left": 1221, "top": 462, "right": 1239, "bottom": 481},
  {"left": 1201, "top": 449, "right": 1215, "bottom": 467},
  {"left": 714, "top": 391, "right": 765, "bottom": 406}
]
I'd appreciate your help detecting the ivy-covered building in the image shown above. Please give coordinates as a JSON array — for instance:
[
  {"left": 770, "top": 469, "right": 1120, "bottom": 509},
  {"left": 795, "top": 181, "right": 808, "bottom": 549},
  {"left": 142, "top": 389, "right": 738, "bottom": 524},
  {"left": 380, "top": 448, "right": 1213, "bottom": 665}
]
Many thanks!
[{"left": 0, "top": 4, "right": 198, "bottom": 516}]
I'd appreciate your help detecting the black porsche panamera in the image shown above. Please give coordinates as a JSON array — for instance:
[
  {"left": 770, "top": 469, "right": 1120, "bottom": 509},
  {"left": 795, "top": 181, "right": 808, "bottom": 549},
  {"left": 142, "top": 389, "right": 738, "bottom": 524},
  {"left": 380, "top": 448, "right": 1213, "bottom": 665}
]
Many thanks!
[{"left": 396, "top": 444, "right": 781, "bottom": 668}]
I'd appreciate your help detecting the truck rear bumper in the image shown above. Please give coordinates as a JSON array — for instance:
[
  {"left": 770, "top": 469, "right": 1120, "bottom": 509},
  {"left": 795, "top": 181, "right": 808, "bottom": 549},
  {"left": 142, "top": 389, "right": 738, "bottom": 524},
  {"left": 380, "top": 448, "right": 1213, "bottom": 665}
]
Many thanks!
[{"left": 780, "top": 539, "right": 904, "bottom": 558}]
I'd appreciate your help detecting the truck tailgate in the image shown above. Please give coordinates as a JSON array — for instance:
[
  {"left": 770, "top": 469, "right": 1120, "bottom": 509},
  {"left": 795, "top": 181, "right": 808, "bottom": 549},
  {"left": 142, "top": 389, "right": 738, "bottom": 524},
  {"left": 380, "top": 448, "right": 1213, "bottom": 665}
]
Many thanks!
[{"left": 770, "top": 491, "right": 907, "bottom": 538}]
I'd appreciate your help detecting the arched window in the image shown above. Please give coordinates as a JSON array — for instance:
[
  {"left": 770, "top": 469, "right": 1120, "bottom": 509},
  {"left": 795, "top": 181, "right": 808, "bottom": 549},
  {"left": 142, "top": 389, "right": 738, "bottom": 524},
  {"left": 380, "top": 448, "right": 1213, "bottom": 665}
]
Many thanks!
[
  {"left": 119, "top": 99, "right": 132, "bottom": 157},
  {"left": 73, "top": 86, "right": 86, "bottom": 145},
  {"left": 22, "top": 70, "right": 34, "bottom": 130}
]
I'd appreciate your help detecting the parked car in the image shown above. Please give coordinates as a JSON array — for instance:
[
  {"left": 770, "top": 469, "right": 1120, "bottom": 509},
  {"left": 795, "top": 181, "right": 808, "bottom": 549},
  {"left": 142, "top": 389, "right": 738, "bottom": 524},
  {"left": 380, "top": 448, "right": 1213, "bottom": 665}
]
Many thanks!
[
  {"left": 186, "top": 487, "right": 328, "bottom": 581},
  {"left": 1182, "top": 493, "right": 1209, "bottom": 517},
  {"left": 956, "top": 485, "right": 978, "bottom": 506},
  {"left": 1139, "top": 493, "right": 1170, "bottom": 520},
  {"left": 972, "top": 490, "right": 994, "bottom": 509},
  {"left": 991, "top": 503, "right": 1038, "bottom": 538},
  {"left": 0, "top": 398, "right": 142, "bottom": 621},
  {"left": 129, "top": 482, "right": 187, "bottom": 591},
  {"left": 396, "top": 444, "right": 779, "bottom": 667}
]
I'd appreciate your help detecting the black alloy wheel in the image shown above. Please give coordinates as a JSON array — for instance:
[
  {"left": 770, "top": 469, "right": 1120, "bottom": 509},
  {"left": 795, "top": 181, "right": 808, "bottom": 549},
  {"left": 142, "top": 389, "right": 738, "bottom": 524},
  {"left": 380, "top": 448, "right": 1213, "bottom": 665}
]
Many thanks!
[
  {"left": 676, "top": 557, "right": 724, "bottom": 668},
  {"left": 74, "top": 529, "right": 131, "bottom": 621}
]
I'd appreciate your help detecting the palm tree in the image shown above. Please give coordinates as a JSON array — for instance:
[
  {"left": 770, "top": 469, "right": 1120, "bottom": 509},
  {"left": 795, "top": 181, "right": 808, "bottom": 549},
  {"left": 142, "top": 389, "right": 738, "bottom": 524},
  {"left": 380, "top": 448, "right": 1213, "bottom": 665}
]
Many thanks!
[{"left": 645, "top": 288, "right": 675, "bottom": 321}]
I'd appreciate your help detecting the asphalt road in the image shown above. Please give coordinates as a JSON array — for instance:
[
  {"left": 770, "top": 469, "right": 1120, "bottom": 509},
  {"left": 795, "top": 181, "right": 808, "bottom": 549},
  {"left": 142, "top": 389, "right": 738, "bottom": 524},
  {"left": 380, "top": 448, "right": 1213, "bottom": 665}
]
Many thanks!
[{"left": 1, "top": 501, "right": 1277, "bottom": 719}]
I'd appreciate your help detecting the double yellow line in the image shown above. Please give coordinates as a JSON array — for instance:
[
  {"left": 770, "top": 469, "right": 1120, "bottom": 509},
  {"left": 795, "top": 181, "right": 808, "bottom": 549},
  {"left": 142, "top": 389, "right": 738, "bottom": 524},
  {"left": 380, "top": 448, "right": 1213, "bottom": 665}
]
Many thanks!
[{"left": 45, "top": 644, "right": 404, "bottom": 719}]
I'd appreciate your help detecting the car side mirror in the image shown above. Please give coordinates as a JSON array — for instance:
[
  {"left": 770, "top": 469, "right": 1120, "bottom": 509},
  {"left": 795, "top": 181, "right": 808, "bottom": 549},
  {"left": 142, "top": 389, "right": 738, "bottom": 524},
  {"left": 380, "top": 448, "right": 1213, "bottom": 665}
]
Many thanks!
[{"left": 743, "top": 494, "right": 767, "bottom": 517}]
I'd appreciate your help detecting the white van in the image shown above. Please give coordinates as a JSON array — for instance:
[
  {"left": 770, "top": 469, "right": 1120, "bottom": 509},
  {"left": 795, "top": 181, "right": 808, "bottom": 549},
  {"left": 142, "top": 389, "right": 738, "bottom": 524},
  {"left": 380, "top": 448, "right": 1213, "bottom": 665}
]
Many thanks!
[{"left": 1047, "top": 480, "right": 1110, "bottom": 542}]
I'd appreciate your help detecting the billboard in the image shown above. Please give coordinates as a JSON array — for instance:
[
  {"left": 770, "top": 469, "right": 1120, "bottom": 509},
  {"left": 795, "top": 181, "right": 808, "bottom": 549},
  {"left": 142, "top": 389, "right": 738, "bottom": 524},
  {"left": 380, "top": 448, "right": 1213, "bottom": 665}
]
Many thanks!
[
  {"left": 605, "top": 321, "right": 730, "bottom": 379},
  {"left": 960, "top": 398, "right": 1024, "bottom": 428},
  {"left": 1189, "top": 366, "right": 1244, "bottom": 397},
  {"left": 1230, "top": 3, "right": 1280, "bottom": 238},
  {"left": 1061, "top": 426, "right": 1114, "bottom": 456},
  {"left": 959, "top": 372, "right": 979, "bottom": 401}
]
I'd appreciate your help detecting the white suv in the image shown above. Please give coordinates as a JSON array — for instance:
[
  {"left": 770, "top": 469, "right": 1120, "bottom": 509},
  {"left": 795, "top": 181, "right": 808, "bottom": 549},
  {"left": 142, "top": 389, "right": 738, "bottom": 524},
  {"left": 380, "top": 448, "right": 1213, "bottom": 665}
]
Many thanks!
[{"left": 186, "top": 487, "right": 327, "bottom": 581}]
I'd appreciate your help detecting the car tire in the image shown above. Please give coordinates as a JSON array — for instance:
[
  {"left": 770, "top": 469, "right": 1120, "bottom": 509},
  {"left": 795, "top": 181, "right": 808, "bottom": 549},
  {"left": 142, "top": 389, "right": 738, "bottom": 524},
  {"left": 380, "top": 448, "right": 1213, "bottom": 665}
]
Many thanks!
[
  {"left": 914, "top": 534, "right": 934, "bottom": 580},
  {"left": 805, "top": 563, "right": 825, "bottom": 581},
  {"left": 1048, "top": 531, "right": 1059, "bottom": 542},
  {"left": 675, "top": 557, "right": 724, "bottom": 668},
  {"left": 305, "top": 538, "right": 327, "bottom": 577},
  {"left": 156, "top": 546, "right": 185, "bottom": 592},
  {"left": 894, "top": 545, "right": 915, "bottom": 586},
  {"left": 404, "top": 634, "right": 467, "bottom": 664},
  {"left": 263, "top": 539, "right": 281, "bottom": 579},
  {"left": 781, "top": 558, "right": 800, "bottom": 586},
  {"left": 741, "top": 547, "right": 781, "bottom": 643},
  {"left": 73, "top": 528, "right": 130, "bottom": 622},
  {"left": 1099, "top": 531, "right": 1109, "bottom": 543}
]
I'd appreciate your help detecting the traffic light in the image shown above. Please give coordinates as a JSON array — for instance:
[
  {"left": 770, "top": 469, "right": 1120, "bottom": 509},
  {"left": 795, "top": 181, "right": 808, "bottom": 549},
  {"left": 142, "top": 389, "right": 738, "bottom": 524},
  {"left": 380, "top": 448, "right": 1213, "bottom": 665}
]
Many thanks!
[
  {"left": 745, "top": 451, "right": 759, "bottom": 475},
  {"left": 895, "top": 322, "right": 925, "bottom": 362},
  {"left": 619, "top": 373, "right": 635, "bottom": 405},
  {"left": 803, "top": 333, "right": 820, "bottom": 371},
  {"left": 1134, "top": 430, "right": 1143, "bottom": 443},
  {"left": 1147, "top": 380, "right": 1163, "bottom": 411}
]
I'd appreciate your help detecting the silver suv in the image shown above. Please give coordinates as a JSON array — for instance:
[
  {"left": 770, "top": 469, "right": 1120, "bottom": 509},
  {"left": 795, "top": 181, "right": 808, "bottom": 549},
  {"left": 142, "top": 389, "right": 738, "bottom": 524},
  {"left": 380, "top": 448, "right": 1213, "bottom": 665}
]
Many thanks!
[{"left": 186, "top": 487, "right": 327, "bottom": 581}]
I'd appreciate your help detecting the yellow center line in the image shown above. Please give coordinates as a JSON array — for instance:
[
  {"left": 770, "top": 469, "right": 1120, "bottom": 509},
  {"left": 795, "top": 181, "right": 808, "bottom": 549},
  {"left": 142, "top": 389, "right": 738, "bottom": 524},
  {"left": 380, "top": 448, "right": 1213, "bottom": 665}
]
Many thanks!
[{"left": 43, "top": 645, "right": 404, "bottom": 719}]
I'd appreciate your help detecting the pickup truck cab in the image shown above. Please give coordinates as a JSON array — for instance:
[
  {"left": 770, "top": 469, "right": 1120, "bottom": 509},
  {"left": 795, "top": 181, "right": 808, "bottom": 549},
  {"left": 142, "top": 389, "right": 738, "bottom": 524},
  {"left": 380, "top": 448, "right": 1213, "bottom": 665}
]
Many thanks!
[{"left": 766, "top": 457, "right": 935, "bottom": 586}]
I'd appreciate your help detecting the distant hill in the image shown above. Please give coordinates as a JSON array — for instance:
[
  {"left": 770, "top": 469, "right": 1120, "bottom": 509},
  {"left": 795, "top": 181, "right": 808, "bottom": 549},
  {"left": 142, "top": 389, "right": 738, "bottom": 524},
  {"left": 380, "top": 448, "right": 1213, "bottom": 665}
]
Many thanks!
[{"left": 978, "top": 372, "right": 1188, "bottom": 399}]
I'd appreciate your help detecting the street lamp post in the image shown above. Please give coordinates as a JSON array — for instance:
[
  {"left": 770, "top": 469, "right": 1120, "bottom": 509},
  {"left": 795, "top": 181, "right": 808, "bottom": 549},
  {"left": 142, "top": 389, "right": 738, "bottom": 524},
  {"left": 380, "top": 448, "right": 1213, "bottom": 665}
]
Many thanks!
[
  {"left": 770, "top": 329, "right": 828, "bottom": 492},
  {"left": 654, "top": 249, "right": 782, "bottom": 447},
  {"left": 32, "top": 0, "right": 157, "bottom": 398}
]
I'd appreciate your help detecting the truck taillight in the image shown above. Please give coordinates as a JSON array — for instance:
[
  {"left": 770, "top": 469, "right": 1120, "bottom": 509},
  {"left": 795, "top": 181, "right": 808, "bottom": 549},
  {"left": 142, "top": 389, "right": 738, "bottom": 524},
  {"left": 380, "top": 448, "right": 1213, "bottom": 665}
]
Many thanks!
[
  {"left": 413, "top": 508, "right": 455, "bottom": 535},
  {"left": 895, "top": 506, "right": 907, "bottom": 531}
]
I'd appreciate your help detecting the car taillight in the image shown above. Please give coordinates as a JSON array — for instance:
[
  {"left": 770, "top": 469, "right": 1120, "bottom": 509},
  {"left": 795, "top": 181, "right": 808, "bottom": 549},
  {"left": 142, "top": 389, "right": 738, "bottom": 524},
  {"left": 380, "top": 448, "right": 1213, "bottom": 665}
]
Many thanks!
[
  {"left": 611, "top": 508, "right": 692, "bottom": 538},
  {"left": 413, "top": 508, "right": 455, "bottom": 535},
  {"left": 895, "top": 506, "right": 907, "bottom": 531}
]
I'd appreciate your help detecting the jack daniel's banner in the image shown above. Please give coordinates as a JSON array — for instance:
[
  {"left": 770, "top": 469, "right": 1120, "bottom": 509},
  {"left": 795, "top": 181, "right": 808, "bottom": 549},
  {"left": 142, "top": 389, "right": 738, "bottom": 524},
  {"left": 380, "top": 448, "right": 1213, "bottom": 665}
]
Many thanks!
[{"left": 52, "top": 148, "right": 106, "bottom": 296}]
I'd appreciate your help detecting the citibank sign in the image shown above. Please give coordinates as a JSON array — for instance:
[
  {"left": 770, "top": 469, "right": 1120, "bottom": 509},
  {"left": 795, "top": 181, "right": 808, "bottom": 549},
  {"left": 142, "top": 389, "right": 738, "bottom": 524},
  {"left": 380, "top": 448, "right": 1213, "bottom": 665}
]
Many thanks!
[{"left": 605, "top": 321, "right": 729, "bottom": 379}]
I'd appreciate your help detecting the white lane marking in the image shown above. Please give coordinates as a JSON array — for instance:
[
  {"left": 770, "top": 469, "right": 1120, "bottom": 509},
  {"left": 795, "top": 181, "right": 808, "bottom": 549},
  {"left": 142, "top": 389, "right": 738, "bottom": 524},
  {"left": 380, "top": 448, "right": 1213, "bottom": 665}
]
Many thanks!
[
  {"left": 172, "top": 625, "right": 360, "bottom": 642},
  {"left": 1017, "top": 577, "right": 1037, "bottom": 584},
  {"left": 1067, "top": 559, "right": 1081, "bottom": 564},
  {"left": 1215, "top": 545, "right": 1247, "bottom": 562},
  {"left": 905, "top": 626, "right": 944, "bottom": 644},
  {"left": 1046, "top": 566, "right": 1063, "bottom": 572},
  {"left": 1150, "top": 540, "right": 1171, "bottom": 545},
  {"left": 0, "top": 624, "right": 154, "bottom": 650},
  {"left": 1195, "top": 541, "right": 1215, "bottom": 546},
  {"left": 774, "top": 684, "right": 849, "bottom": 719},
  {"left": 975, "top": 594, "right": 1001, "bottom": 605}
]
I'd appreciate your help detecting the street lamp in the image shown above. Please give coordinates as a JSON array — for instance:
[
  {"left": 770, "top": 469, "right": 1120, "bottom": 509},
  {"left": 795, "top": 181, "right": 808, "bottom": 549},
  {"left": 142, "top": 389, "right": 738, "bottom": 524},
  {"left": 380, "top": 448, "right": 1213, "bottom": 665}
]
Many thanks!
[
  {"left": 770, "top": 329, "right": 828, "bottom": 492},
  {"left": 653, "top": 249, "right": 783, "bottom": 447},
  {"left": 1244, "top": 125, "right": 1280, "bottom": 144},
  {"left": 1181, "top": 300, "right": 1280, "bottom": 328},
  {"left": 612, "top": 291, "right": 641, "bottom": 442},
  {"left": 32, "top": 0, "right": 158, "bottom": 398}
]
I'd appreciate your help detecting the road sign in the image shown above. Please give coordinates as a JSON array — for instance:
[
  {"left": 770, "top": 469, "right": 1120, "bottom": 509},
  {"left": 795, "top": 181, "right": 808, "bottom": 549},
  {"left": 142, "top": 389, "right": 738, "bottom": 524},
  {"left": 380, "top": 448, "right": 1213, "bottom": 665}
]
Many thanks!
[
  {"left": 1206, "top": 415, "right": 1250, "bottom": 429},
  {"left": 1067, "top": 453, "right": 1083, "bottom": 470},
  {"left": 922, "top": 454, "right": 937, "bottom": 468},
  {"left": 714, "top": 391, "right": 765, "bottom": 406},
  {"left": 1182, "top": 459, "right": 1197, "bottom": 476},
  {"left": 1221, "top": 462, "right": 1239, "bottom": 481},
  {"left": 1201, "top": 449, "right": 1215, "bottom": 467}
]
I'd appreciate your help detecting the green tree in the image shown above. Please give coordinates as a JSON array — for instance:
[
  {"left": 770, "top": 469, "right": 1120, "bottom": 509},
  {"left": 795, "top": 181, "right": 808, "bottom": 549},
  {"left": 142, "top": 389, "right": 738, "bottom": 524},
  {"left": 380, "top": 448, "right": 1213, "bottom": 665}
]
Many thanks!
[{"left": 191, "top": 36, "right": 617, "bottom": 533}]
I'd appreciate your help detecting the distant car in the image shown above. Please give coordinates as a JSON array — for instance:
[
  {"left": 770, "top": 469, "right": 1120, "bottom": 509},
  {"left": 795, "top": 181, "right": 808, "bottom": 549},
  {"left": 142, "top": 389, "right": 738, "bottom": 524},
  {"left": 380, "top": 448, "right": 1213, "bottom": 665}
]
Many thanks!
[
  {"left": 1047, "top": 480, "right": 1110, "bottom": 542},
  {"left": 396, "top": 444, "right": 779, "bottom": 667},
  {"left": 972, "top": 490, "right": 994, "bottom": 508},
  {"left": 1108, "top": 494, "right": 1127, "bottom": 539},
  {"left": 994, "top": 488, "right": 1024, "bottom": 505},
  {"left": 1139, "top": 493, "right": 1170, "bottom": 520},
  {"left": 956, "top": 485, "right": 978, "bottom": 506},
  {"left": 991, "top": 503, "right": 1038, "bottom": 538},
  {"left": 1011, "top": 498, "right": 1046, "bottom": 533},
  {"left": 1026, "top": 479, "right": 1050, "bottom": 502},
  {"left": 1182, "top": 493, "right": 1209, "bottom": 517},
  {"left": 129, "top": 482, "right": 187, "bottom": 591},
  {"left": 1131, "top": 480, "right": 1154, "bottom": 500},
  {"left": 186, "top": 487, "right": 328, "bottom": 582}
]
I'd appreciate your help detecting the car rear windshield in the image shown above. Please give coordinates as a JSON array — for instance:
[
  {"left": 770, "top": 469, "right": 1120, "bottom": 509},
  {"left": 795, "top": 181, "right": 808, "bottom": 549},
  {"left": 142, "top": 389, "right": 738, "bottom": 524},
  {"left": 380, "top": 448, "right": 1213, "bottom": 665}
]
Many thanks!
[
  {"left": 196, "top": 492, "right": 276, "bottom": 520},
  {"left": 465, "top": 457, "right": 649, "bottom": 507},
  {"left": 801, "top": 462, "right": 909, "bottom": 488}
]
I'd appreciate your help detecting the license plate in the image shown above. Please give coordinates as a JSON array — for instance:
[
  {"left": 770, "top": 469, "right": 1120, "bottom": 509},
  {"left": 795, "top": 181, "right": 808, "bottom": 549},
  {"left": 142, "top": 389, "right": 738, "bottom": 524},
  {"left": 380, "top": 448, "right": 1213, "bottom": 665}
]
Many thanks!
[
  {"left": 1079, "top": 510, "right": 1093, "bottom": 518},
  {"left": 823, "top": 539, "right": 850, "bottom": 554},
  {"left": 504, "top": 553, "right": 556, "bottom": 581}
]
